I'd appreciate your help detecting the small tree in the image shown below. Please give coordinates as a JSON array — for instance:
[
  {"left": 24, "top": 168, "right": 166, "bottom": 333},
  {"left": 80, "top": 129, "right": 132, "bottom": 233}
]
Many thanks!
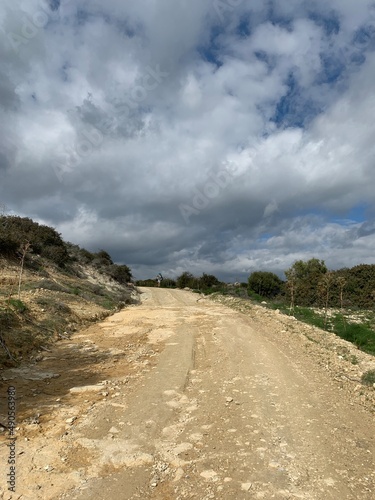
[
  {"left": 18, "top": 241, "right": 31, "bottom": 300},
  {"left": 318, "top": 271, "right": 335, "bottom": 328},
  {"left": 336, "top": 276, "right": 346, "bottom": 331},
  {"left": 285, "top": 258, "right": 327, "bottom": 306},
  {"left": 285, "top": 268, "right": 297, "bottom": 315}
]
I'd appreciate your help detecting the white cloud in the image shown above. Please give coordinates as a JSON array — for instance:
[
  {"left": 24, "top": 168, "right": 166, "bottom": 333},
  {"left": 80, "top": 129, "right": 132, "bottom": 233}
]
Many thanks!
[{"left": 1, "top": 0, "right": 375, "bottom": 280}]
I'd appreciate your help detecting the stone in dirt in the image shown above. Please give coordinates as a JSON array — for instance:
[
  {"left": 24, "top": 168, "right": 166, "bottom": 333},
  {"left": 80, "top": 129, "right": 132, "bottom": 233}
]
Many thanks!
[
  {"left": 2, "top": 367, "right": 60, "bottom": 380},
  {"left": 69, "top": 385, "right": 105, "bottom": 394},
  {"left": 241, "top": 482, "right": 252, "bottom": 491}
]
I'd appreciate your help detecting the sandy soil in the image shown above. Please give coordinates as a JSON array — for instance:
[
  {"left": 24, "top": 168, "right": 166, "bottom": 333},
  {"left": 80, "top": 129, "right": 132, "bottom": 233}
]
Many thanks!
[{"left": 1, "top": 287, "right": 374, "bottom": 499}]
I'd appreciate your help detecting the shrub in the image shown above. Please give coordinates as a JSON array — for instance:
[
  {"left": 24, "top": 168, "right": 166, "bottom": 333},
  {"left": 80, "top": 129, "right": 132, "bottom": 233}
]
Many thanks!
[
  {"left": 0, "top": 237, "right": 18, "bottom": 256},
  {"left": 248, "top": 271, "right": 283, "bottom": 298},
  {"left": 361, "top": 369, "right": 375, "bottom": 386},
  {"left": 161, "top": 278, "right": 177, "bottom": 288},
  {"left": 0, "top": 215, "right": 69, "bottom": 266},
  {"left": 176, "top": 272, "right": 195, "bottom": 288},
  {"left": 79, "top": 248, "right": 95, "bottom": 263},
  {"left": 35, "top": 297, "right": 71, "bottom": 314},
  {"left": 41, "top": 245, "right": 70, "bottom": 267},
  {"left": 93, "top": 249, "right": 114, "bottom": 267},
  {"left": 33, "top": 280, "right": 70, "bottom": 293},
  {"left": 108, "top": 264, "right": 132, "bottom": 284},
  {"left": 199, "top": 273, "right": 221, "bottom": 288}
]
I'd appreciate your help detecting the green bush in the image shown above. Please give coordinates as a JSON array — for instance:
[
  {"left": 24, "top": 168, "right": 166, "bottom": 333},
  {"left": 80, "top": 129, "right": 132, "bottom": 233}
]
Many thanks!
[
  {"left": 199, "top": 273, "right": 221, "bottom": 288},
  {"left": 248, "top": 271, "right": 283, "bottom": 298},
  {"left": 108, "top": 264, "right": 132, "bottom": 284},
  {"left": 41, "top": 245, "right": 70, "bottom": 267},
  {"left": 0, "top": 237, "right": 18, "bottom": 256},
  {"left": 361, "top": 369, "right": 375, "bottom": 386},
  {"left": 176, "top": 272, "right": 221, "bottom": 290},
  {"left": 176, "top": 272, "right": 195, "bottom": 288},
  {"left": 0, "top": 215, "right": 69, "bottom": 266},
  {"left": 161, "top": 278, "right": 177, "bottom": 288},
  {"left": 80, "top": 248, "right": 95, "bottom": 263}
]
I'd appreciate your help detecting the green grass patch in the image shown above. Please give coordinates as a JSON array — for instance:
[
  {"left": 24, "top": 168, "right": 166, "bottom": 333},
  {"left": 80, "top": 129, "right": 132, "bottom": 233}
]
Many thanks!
[
  {"left": 100, "top": 298, "right": 117, "bottom": 310},
  {"left": 247, "top": 290, "right": 264, "bottom": 302},
  {"left": 199, "top": 286, "right": 231, "bottom": 296},
  {"left": 250, "top": 298, "right": 375, "bottom": 356},
  {"left": 331, "top": 318, "right": 375, "bottom": 355},
  {"left": 9, "top": 299, "right": 28, "bottom": 313}
]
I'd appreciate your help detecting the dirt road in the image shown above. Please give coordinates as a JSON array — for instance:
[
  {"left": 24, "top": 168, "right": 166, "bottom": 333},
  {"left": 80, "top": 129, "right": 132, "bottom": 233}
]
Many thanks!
[{"left": 1, "top": 288, "right": 374, "bottom": 499}]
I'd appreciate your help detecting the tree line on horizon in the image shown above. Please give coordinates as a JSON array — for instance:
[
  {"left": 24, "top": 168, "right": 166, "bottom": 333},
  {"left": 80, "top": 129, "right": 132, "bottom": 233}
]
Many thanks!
[
  {"left": 2, "top": 215, "right": 374, "bottom": 311},
  {"left": 249, "top": 258, "right": 375, "bottom": 310},
  {"left": 138, "top": 259, "right": 375, "bottom": 311}
]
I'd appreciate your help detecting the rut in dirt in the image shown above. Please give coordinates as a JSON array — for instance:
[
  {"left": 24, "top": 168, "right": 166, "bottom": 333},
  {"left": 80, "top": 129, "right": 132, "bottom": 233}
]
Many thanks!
[{"left": 61, "top": 288, "right": 375, "bottom": 500}]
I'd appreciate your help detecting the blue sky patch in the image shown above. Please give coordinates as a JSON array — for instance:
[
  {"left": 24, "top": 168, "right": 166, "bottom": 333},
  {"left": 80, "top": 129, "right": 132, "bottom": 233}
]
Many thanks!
[
  {"left": 342, "top": 204, "right": 368, "bottom": 223},
  {"left": 272, "top": 74, "right": 322, "bottom": 128},
  {"left": 308, "top": 11, "right": 340, "bottom": 36},
  {"left": 236, "top": 15, "right": 251, "bottom": 37},
  {"left": 318, "top": 54, "right": 346, "bottom": 85}
]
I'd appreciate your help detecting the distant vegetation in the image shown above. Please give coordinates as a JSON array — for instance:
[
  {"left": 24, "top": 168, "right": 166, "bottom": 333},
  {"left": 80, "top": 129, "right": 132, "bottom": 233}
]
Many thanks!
[
  {"left": 136, "top": 278, "right": 177, "bottom": 288},
  {"left": 151, "top": 259, "right": 375, "bottom": 356},
  {"left": 250, "top": 260, "right": 375, "bottom": 356}
]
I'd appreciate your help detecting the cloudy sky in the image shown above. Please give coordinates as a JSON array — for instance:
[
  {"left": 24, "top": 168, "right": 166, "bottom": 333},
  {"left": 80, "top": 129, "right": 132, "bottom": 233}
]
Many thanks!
[{"left": 1, "top": 0, "right": 375, "bottom": 281}]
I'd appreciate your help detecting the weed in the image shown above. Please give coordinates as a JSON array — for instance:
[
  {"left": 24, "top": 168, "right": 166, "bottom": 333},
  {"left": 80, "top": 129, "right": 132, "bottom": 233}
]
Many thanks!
[
  {"left": 101, "top": 299, "right": 116, "bottom": 310},
  {"left": 33, "top": 279, "right": 70, "bottom": 293},
  {"left": 35, "top": 297, "right": 71, "bottom": 314},
  {"left": 350, "top": 355, "right": 359, "bottom": 365},
  {"left": 9, "top": 298, "right": 27, "bottom": 313},
  {"left": 247, "top": 290, "right": 264, "bottom": 302},
  {"left": 361, "top": 369, "right": 375, "bottom": 386}
]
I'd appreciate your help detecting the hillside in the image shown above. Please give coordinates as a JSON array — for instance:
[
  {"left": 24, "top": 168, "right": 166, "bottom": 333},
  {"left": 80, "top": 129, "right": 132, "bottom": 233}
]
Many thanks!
[{"left": 0, "top": 216, "right": 137, "bottom": 367}]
